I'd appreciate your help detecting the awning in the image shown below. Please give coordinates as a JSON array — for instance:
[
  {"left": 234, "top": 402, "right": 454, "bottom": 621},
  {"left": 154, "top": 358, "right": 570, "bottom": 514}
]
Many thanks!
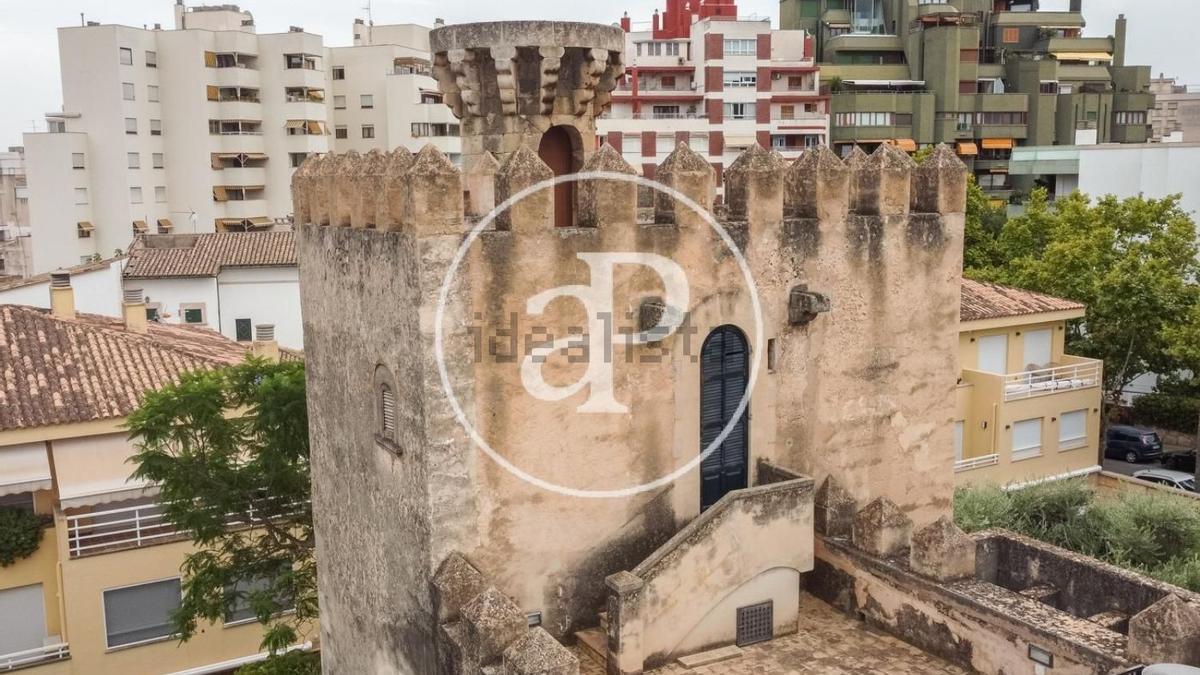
[
  {"left": 132, "top": 220, "right": 148, "bottom": 233},
  {"left": 247, "top": 217, "right": 273, "bottom": 230},
  {"left": 1053, "top": 51, "right": 1112, "bottom": 62},
  {"left": 157, "top": 218, "right": 172, "bottom": 231},
  {"left": 989, "top": 167, "right": 1009, "bottom": 174},
  {"left": 213, "top": 186, "right": 229, "bottom": 201},
  {"left": 981, "top": 138, "right": 1014, "bottom": 150},
  {"left": 206, "top": 85, "right": 219, "bottom": 101},
  {"left": 285, "top": 119, "right": 307, "bottom": 130},
  {"left": 306, "top": 120, "right": 325, "bottom": 135},
  {"left": 889, "top": 138, "right": 917, "bottom": 152},
  {"left": 956, "top": 141, "right": 979, "bottom": 156},
  {"left": 77, "top": 221, "right": 94, "bottom": 232},
  {"left": 53, "top": 433, "right": 156, "bottom": 509},
  {"left": 241, "top": 153, "right": 268, "bottom": 160},
  {"left": 0, "top": 443, "right": 52, "bottom": 497}
]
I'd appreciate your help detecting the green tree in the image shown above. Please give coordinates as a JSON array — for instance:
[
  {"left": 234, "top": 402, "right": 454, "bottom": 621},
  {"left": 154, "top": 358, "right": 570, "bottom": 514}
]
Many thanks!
[
  {"left": 967, "top": 188, "right": 1200, "bottom": 407},
  {"left": 962, "top": 176, "right": 1006, "bottom": 272},
  {"left": 127, "top": 358, "right": 316, "bottom": 653}
]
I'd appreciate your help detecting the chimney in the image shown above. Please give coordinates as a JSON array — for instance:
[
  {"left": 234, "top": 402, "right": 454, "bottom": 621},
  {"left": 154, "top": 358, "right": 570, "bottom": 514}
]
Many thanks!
[
  {"left": 1113, "top": 14, "right": 1127, "bottom": 68},
  {"left": 652, "top": 9, "right": 660, "bottom": 33},
  {"left": 620, "top": 11, "right": 631, "bottom": 32},
  {"left": 1069, "top": 0, "right": 1081, "bottom": 12},
  {"left": 49, "top": 272, "right": 75, "bottom": 320},
  {"left": 122, "top": 288, "right": 148, "bottom": 334},
  {"left": 251, "top": 324, "right": 280, "bottom": 361}
]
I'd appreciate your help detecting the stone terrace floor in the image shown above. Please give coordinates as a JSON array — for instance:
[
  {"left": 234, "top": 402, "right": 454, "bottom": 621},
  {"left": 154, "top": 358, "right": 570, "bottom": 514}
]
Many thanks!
[{"left": 576, "top": 593, "right": 967, "bottom": 675}]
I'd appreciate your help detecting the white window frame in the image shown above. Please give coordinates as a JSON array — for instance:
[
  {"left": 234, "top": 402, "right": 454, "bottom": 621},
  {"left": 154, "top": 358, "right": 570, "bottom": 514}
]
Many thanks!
[
  {"left": 333, "top": 95, "right": 346, "bottom": 109},
  {"left": 155, "top": 186, "right": 167, "bottom": 203},
  {"left": 1058, "top": 410, "right": 1087, "bottom": 451},
  {"left": 360, "top": 94, "right": 374, "bottom": 109},
  {"left": 122, "top": 82, "right": 136, "bottom": 101},
  {"left": 152, "top": 153, "right": 164, "bottom": 169},
  {"left": 125, "top": 117, "right": 138, "bottom": 134},
  {"left": 1022, "top": 328, "right": 1052, "bottom": 371},
  {"left": 976, "top": 333, "right": 1008, "bottom": 374},
  {"left": 119, "top": 47, "right": 133, "bottom": 66},
  {"left": 723, "top": 38, "right": 757, "bottom": 56},
  {"left": 147, "top": 85, "right": 159, "bottom": 102},
  {"left": 1012, "top": 418, "right": 1043, "bottom": 461},
  {"left": 72, "top": 153, "right": 85, "bottom": 169},
  {"left": 127, "top": 152, "right": 140, "bottom": 169},
  {"left": 74, "top": 187, "right": 88, "bottom": 205},
  {"left": 954, "top": 420, "right": 965, "bottom": 462},
  {"left": 130, "top": 187, "right": 143, "bottom": 204},
  {"left": 722, "top": 71, "right": 757, "bottom": 88}
]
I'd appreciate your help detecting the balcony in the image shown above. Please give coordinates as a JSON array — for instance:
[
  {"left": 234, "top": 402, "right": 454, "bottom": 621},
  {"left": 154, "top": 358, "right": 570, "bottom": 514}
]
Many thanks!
[
  {"left": 0, "top": 643, "right": 70, "bottom": 671},
  {"left": 65, "top": 498, "right": 302, "bottom": 558},
  {"left": 955, "top": 454, "right": 999, "bottom": 473},
  {"left": 282, "top": 68, "right": 325, "bottom": 89},
  {"left": 1003, "top": 360, "right": 1100, "bottom": 401}
]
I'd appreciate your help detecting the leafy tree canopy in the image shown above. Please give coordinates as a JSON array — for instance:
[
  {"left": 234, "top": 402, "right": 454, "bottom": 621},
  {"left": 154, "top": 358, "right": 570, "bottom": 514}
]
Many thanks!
[
  {"left": 127, "top": 358, "right": 315, "bottom": 654},
  {"left": 966, "top": 188, "right": 1200, "bottom": 405}
]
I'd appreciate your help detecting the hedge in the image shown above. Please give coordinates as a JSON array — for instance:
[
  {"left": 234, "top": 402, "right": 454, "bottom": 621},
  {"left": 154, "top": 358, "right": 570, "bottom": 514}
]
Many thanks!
[{"left": 1131, "top": 392, "right": 1200, "bottom": 434}]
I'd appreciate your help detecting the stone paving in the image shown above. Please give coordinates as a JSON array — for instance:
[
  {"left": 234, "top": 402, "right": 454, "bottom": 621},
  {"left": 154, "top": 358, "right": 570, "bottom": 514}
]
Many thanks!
[{"left": 575, "top": 593, "right": 967, "bottom": 675}]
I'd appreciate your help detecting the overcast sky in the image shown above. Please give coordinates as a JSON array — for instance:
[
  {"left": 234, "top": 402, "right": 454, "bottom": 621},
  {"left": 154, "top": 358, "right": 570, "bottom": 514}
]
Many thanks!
[{"left": 0, "top": 0, "right": 1189, "bottom": 148}]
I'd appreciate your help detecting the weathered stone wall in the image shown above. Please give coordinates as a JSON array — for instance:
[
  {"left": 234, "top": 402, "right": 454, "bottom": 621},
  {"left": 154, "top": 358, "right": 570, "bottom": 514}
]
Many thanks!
[{"left": 294, "top": 139, "right": 968, "bottom": 668}]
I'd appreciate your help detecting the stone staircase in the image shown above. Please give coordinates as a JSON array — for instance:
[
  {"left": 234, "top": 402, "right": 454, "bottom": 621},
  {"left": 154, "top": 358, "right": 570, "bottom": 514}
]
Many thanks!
[{"left": 574, "top": 611, "right": 609, "bottom": 666}]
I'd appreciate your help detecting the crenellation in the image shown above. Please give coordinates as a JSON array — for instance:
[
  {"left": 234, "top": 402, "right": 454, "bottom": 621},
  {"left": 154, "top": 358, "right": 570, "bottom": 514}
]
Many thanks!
[
  {"left": 357, "top": 149, "right": 388, "bottom": 229},
  {"left": 290, "top": 154, "right": 320, "bottom": 226},
  {"left": 312, "top": 151, "right": 337, "bottom": 226},
  {"left": 853, "top": 144, "right": 915, "bottom": 217},
  {"left": 576, "top": 143, "right": 637, "bottom": 229},
  {"left": 784, "top": 147, "right": 849, "bottom": 222},
  {"left": 466, "top": 152, "right": 501, "bottom": 218},
  {"left": 402, "top": 145, "right": 464, "bottom": 236},
  {"left": 911, "top": 144, "right": 969, "bottom": 216},
  {"left": 494, "top": 145, "right": 554, "bottom": 232},
  {"left": 723, "top": 144, "right": 787, "bottom": 227},
  {"left": 380, "top": 147, "right": 415, "bottom": 231},
  {"left": 653, "top": 143, "right": 714, "bottom": 227},
  {"left": 331, "top": 150, "right": 362, "bottom": 227}
]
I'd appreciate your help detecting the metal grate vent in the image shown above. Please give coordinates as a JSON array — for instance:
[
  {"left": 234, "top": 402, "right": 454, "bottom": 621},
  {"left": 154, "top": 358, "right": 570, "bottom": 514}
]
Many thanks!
[{"left": 736, "top": 600, "right": 773, "bottom": 647}]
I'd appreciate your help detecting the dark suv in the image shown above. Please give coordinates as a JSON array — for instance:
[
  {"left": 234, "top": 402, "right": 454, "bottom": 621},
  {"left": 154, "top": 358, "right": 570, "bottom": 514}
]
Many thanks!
[{"left": 1105, "top": 425, "right": 1164, "bottom": 464}]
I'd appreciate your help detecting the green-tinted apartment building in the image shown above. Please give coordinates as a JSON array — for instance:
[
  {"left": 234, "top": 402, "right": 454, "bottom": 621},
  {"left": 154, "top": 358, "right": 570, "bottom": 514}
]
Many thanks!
[{"left": 779, "top": 0, "right": 1154, "bottom": 203}]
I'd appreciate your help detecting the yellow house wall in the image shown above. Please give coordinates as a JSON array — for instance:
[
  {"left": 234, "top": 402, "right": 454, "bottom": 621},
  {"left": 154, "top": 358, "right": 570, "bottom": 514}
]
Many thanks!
[
  {"left": 955, "top": 317, "right": 1102, "bottom": 487},
  {"left": 1, "top": 524, "right": 64, "bottom": 647},
  {"left": 51, "top": 531, "right": 276, "bottom": 675}
]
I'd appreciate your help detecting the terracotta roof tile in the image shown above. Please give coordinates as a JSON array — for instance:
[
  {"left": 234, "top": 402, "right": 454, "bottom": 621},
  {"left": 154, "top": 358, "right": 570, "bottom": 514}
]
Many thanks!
[
  {"left": 0, "top": 305, "right": 249, "bottom": 431},
  {"left": 124, "top": 232, "right": 296, "bottom": 279},
  {"left": 960, "top": 279, "right": 1085, "bottom": 322}
]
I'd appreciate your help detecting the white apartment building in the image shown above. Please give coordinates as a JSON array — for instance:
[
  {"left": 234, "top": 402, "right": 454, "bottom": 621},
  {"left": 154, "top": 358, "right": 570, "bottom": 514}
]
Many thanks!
[
  {"left": 23, "top": 3, "right": 460, "bottom": 275},
  {"left": 597, "top": 0, "right": 828, "bottom": 196},
  {"left": 0, "top": 148, "right": 32, "bottom": 278}
]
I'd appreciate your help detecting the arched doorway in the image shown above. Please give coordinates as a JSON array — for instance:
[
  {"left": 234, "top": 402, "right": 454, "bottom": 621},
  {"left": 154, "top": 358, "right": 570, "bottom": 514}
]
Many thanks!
[
  {"left": 699, "top": 325, "right": 750, "bottom": 511},
  {"left": 537, "top": 125, "right": 578, "bottom": 227}
]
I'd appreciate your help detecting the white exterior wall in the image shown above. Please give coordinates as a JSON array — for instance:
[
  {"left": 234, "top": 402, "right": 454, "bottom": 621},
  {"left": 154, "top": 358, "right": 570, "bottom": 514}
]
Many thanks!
[
  {"left": 216, "top": 266, "right": 302, "bottom": 348},
  {"left": 1077, "top": 143, "right": 1200, "bottom": 217},
  {"left": 0, "top": 260, "right": 123, "bottom": 316},
  {"left": 25, "top": 12, "right": 463, "bottom": 276},
  {"left": 125, "top": 266, "right": 301, "bottom": 348},
  {"left": 127, "top": 276, "right": 219, "bottom": 331}
]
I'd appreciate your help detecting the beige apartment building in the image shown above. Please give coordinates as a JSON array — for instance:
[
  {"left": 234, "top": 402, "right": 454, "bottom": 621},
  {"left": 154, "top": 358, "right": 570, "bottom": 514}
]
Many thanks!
[
  {"left": 1149, "top": 74, "right": 1200, "bottom": 143},
  {"left": 0, "top": 274, "right": 308, "bottom": 674},
  {"left": 955, "top": 279, "right": 1103, "bottom": 486},
  {"left": 0, "top": 147, "right": 32, "bottom": 278},
  {"left": 22, "top": 2, "right": 459, "bottom": 275}
]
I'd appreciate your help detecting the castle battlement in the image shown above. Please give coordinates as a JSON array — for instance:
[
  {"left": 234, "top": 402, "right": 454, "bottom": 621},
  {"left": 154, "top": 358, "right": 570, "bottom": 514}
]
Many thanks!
[{"left": 291, "top": 141, "right": 966, "bottom": 241}]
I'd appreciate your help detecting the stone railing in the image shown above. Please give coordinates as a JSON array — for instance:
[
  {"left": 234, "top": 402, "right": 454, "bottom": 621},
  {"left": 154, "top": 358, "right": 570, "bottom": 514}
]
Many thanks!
[{"left": 604, "top": 461, "right": 814, "bottom": 674}]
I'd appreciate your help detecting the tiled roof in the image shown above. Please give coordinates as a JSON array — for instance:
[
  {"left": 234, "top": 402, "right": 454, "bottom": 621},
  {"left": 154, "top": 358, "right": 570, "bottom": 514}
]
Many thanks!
[
  {"left": 960, "top": 279, "right": 1085, "bottom": 322},
  {"left": 0, "top": 257, "right": 120, "bottom": 292},
  {"left": 124, "top": 232, "right": 296, "bottom": 279},
  {"left": 0, "top": 305, "right": 249, "bottom": 431}
]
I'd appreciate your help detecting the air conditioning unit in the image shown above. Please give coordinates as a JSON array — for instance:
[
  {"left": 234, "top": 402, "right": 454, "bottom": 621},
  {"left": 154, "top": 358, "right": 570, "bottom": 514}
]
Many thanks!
[
  {"left": 772, "top": 73, "right": 782, "bottom": 80},
  {"left": 677, "top": 56, "right": 685, "bottom": 65},
  {"left": 690, "top": 81, "right": 698, "bottom": 90}
]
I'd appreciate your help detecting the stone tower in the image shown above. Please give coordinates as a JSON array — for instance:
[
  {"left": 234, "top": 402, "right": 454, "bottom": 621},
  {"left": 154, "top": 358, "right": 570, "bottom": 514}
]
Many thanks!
[
  {"left": 430, "top": 21, "right": 625, "bottom": 167},
  {"left": 295, "top": 20, "right": 969, "bottom": 675}
]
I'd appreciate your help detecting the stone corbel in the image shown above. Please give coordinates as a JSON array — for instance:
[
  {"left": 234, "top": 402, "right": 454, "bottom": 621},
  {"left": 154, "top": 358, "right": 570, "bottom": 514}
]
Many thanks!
[
  {"left": 789, "top": 284, "right": 831, "bottom": 326},
  {"left": 538, "top": 46, "right": 564, "bottom": 115},
  {"left": 490, "top": 46, "right": 519, "bottom": 116}
]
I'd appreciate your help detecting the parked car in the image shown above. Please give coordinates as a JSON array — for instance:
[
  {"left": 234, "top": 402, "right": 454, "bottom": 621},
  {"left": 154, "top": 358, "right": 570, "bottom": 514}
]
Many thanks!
[
  {"left": 1104, "top": 425, "right": 1164, "bottom": 464},
  {"left": 1132, "top": 468, "right": 1196, "bottom": 493},
  {"left": 1161, "top": 447, "right": 1196, "bottom": 473}
]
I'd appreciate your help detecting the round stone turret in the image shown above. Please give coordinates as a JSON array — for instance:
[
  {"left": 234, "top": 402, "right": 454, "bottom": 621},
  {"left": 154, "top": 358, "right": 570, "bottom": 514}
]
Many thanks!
[{"left": 430, "top": 21, "right": 625, "bottom": 166}]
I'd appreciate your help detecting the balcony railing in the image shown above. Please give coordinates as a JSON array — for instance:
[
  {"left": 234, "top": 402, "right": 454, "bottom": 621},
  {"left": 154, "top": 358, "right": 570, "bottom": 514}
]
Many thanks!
[
  {"left": 0, "top": 643, "right": 69, "bottom": 671},
  {"left": 65, "top": 499, "right": 304, "bottom": 558},
  {"left": 1003, "top": 361, "right": 1101, "bottom": 401},
  {"left": 599, "top": 112, "right": 707, "bottom": 120},
  {"left": 955, "top": 454, "right": 999, "bottom": 473}
]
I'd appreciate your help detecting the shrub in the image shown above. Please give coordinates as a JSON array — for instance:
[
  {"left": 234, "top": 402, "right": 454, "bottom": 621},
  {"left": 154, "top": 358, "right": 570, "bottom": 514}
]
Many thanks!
[
  {"left": 953, "top": 485, "right": 1011, "bottom": 533},
  {"left": 236, "top": 651, "right": 320, "bottom": 675},
  {"left": 1150, "top": 555, "right": 1200, "bottom": 593},
  {"left": 0, "top": 507, "right": 47, "bottom": 567},
  {"left": 1131, "top": 392, "right": 1199, "bottom": 434},
  {"left": 1004, "top": 479, "right": 1096, "bottom": 548},
  {"left": 1100, "top": 493, "right": 1200, "bottom": 569}
]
